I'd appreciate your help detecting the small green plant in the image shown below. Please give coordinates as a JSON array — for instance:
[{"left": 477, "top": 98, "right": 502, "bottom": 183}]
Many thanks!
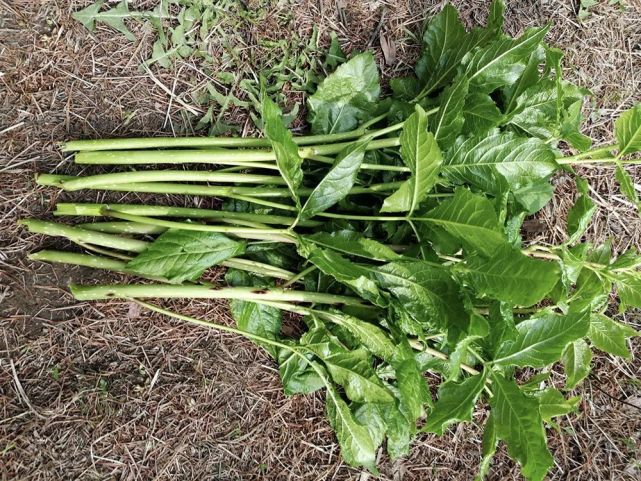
[{"left": 27, "top": 1, "right": 641, "bottom": 479}]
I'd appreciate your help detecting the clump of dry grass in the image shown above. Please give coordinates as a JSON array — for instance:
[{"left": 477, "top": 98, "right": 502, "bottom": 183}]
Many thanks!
[{"left": 1, "top": 1, "right": 640, "bottom": 480}]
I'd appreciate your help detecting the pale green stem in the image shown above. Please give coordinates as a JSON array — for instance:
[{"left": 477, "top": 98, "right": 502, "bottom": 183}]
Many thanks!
[
  {"left": 560, "top": 143, "right": 618, "bottom": 161},
  {"left": 69, "top": 283, "right": 369, "bottom": 306},
  {"left": 283, "top": 264, "right": 317, "bottom": 288}
]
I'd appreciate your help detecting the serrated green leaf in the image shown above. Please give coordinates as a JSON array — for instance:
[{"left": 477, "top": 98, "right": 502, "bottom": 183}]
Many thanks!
[
  {"left": 307, "top": 52, "right": 380, "bottom": 134},
  {"left": 616, "top": 274, "right": 641, "bottom": 309},
  {"left": 463, "top": 244, "right": 560, "bottom": 307},
  {"left": 300, "top": 141, "right": 367, "bottom": 219},
  {"left": 615, "top": 162, "right": 639, "bottom": 206},
  {"left": 395, "top": 356, "right": 431, "bottom": 427},
  {"left": 476, "top": 414, "right": 498, "bottom": 481},
  {"left": 615, "top": 103, "right": 641, "bottom": 156},
  {"left": 73, "top": 0, "right": 137, "bottom": 41},
  {"left": 494, "top": 310, "right": 590, "bottom": 367},
  {"left": 490, "top": 373, "right": 553, "bottom": 481},
  {"left": 502, "top": 48, "right": 545, "bottom": 113},
  {"left": 462, "top": 93, "right": 504, "bottom": 135},
  {"left": 126, "top": 230, "right": 245, "bottom": 283},
  {"left": 326, "top": 383, "right": 378, "bottom": 471},
  {"left": 589, "top": 313, "right": 638, "bottom": 358},
  {"left": 381, "top": 105, "right": 443, "bottom": 213},
  {"left": 561, "top": 339, "right": 592, "bottom": 390},
  {"left": 424, "top": 371, "right": 486, "bottom": 435},
  {"left": 278, "top": 348, "right": 325, "bottom": 395},
  {"left": 261, "top": 92, "right": 304, "bottom": 206},
  {"left": 420, "top": 188, "right": 506, "bottom": 256},
  {"left": 567, "top": 178, "right": 596, "bottom": 244},
  {"left": 303, "top": 230, "right": 401, "bottom": 261},
  {"left": 464, "top": 27, "right": 549, "bottom": 93},
  {"left": 431, "top": 76, "right": 470, "bottom": 150},
  {"left": 536, "top": 388, "right": 580, "bottom": 422},
  {"left": 353, "top": 403, "right": 387, "bottom": 449}
]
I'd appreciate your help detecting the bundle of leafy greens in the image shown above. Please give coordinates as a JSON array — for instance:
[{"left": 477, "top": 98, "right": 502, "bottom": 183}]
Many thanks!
[{"left": 23, "top": 1, "right": 641, "bottom": 479}]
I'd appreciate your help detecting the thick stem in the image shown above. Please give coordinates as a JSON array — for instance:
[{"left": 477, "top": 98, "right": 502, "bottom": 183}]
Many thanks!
[
  {"left": 69, "top": 283, "right": 369, "bottom": 306},
  {"left": 58, "top": 170, "right": 287, "bottom": 191},
  {"left": 54, "top": 203, "right": 321, "bottom": 227},
  {"left": 72, "top": 138, "right": 401, "bottom": 166},
  {"left": 101, "top": 209, "right": 297, "bottom": 243},
  {"left": 20, "top": 219, "right": 149, "bottom": 253},
  {"left": 78, "top": 221, "right": 168, "bottom": 235}
]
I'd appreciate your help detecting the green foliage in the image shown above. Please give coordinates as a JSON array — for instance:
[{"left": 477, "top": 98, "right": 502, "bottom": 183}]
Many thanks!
[{"left": 39, "top": 3, "right": 641, "bottom": 480}]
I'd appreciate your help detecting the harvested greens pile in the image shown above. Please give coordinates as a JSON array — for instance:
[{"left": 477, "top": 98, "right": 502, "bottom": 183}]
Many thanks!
[{"left": 23, "top": 2, "right": 641, "bottom": 479}]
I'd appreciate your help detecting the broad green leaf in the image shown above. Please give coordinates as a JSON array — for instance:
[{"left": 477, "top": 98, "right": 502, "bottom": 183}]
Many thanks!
[
  {"left": 261, "top": 94, "right": 303, "bottom": 206},
  {"left": 382, "top": 105, "right": 443, "bottom": 213},
  {"left": 373, "top": 261, "right": 466, "bottom": 335},
  {"left": 353, "top": 403, "right": 387, "bottom": 449},
  {"left": 615, "top": 162, "right": 639, "bottom": 206},
  {"left": 307, "top": 52, "right": 380, "bottom": 134},
  {"left": 320, "top": 311, "right": 396, "bottom": 363},
  {"left": 424, "top": 371, "right": 486, "bottom": 435},
  {"left": 384, "top": 405, "right": 413, "bottom": 458},
  {"left": 617, "top": 273, "right": 641, "bottom": 309},
  {"left": 494, "top": 310, "right": 590, "bottom": 367},
  {"left": 462, "top": 93, "right": 504, "bottom": 135},
  {"left": 430, "top": 76, "right": 470, "bottom": 150},
  {"left": 442, "top": 131, "right": 558, "bottom": 196},
  {"left": 420, "top": 188, "right": 506, "bottom": 257},
  {"left": 316, "top": 349, "right": 394, "bottom": 403},
  {"left": 395, "top": 356, "right": 431, "bottom": 427},
  {"left": 230, "top": 300, "right": 281, "bottom": 358},
  {"left": 561, "top": 339, "right": 592, "bottom": 390},
  {"left": 414, "top": 4, "right": 469, "bottom": 92},
  {"left": 325, "top": 32, "right": 347, "bottom": 70},
  {"left": 536, "top": 388, "right": 580, "bottom": 422},
  {"left": 296, "top": 242, "right": 386, "bottom": 306},
  {"left": 325, "top": 383, "right": 378, "bottom": 471},
  {"left": 278, "top": 348, "right": 324, "bottom": 395},
  {"left": 589, "top": 313, "right": 638, "bottom": 358},
  {"left": 463, "top": 244, "right": 560, "bottom": 307},
  {"left": 464, "top": 27, "right": 550, "bottom": 93},
  {"left": 490, "top": 373, "right": 553, "bottom": 481},
  {"left": 485, "top": 302, "right": 517, "bottom": 356},
  {"left": 300, "top": 141, "right": 367, "bottom": 219},
  {"left": 126, "top": 230, "right": 245, "bottom": 283},
  {"left": 303, "top": 230, "right": 401, "bottom": 261},
  {"left": 560, "top": 100, "right": 592, "bottom": 151},
  {"left": 512, "top": 178, "right": 554, "bottom": 214},
  {"left": 567, "top": 178, "right": 596, "bottom": 244},
  {"left": 615, "top": 103, "right": 641, "bottom": 156},
  {"left": 502, "top": 48, "right": 545, "bottom": 114},
  {"left": 73, "top": 0, "right": 137, "bottom": 41}
]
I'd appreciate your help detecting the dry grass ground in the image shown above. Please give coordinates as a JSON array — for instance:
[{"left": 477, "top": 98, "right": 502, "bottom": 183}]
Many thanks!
[{"left": 1, "top": 1, "right": 640, "bottom": 480}]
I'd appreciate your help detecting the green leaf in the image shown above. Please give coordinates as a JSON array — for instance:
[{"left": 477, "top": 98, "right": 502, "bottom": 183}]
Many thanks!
[
  {"left": 300, "top": 141, "right": 367, "bottom": 219},
  {"left": 560, "top": 100, "right": 592, "bottom": 151},
  {"left": 494, "top": 310, "right": 590, "bottom": 367},
  {"left": 126, "top": 230, "right": 245, "bottom": 283},
  {"left": 307, "top": 52, "right": 380, "bottom": 134},
  {"left": 315, "top": 348, "right": 394, "bottom": 403},
  {"left": 414, "top": 4, "right": 469, "bottom": 93},
  {"left": 615, "top": 162, "right": 639, "bottom": 206},
  {"left": 261, "top": 92, "right": 304, "bottom": 206},
  {"left": 615, "top": 103, "right": 641, "bottom": 156},
  {"left": 536, "top": 388, "right": 580, "bottom": 422},
  {"left": 502, "top": 48, "right": 545, "bottom": 113},
  {"left": 303, "top": 230, "right": 401, "bottom": 262},
  {"left": 476, "top": 414, "right": 498, "bottom": 481},
  {"left": 464, "top": 27, "right": 550, "bottom": 93},
  {"left": 296, "top": 242, "right": 386, "bottom": 306},
  {"left": 325, "top": 383, "right": 378, "bottom": 471},
  {"left": 395, "top": 356, "right": 431, "bottom": 427},
  {"left": 462, "top": 93, "right": 504, "bottom": 135},
  {"left": 561, "top": 339, "right": 592, "bottom": 390},
  {"left": 567, "top": 178, "right": 596, "bottom": 244},
  {"left": 442, "top": 131, "right": 558, "bottom": 196},
  {"left": 373, "top": 261, "right": 465, "bottom": 335},
  {"left": 353, "top": 403, "right": 387, "bottom": 449},
  {"left": 463, "top": 244, "right": 560, "bottom": 307},
  {"left": 617, "top": 274, "right": 641, "bottom": 309},
  {"left": 278, "top": 348, "right": 325, "bottom": 395},
  {"left": 381, "top": 105, "right": 443, "bottom": 213},
  {"left": 490, "top": 373, "right": 553, "bottom": 481},
  {"left": 430, "top": 76, "right": 470, "bottom": 150},
  {"left": 321, "top": 312, "right": 396, "bottom": 363},
  {"left": 588, "top": 313, "right": 638, "bottom": 358},
  {"left": 420, "top": 188, "right": 506, "bottom": 257},
  {"left": 424, "top": 371, "right": 486, "bottom": 435},
  {"left": 73, "top": 0, "right": 137, "bottom": 41}
]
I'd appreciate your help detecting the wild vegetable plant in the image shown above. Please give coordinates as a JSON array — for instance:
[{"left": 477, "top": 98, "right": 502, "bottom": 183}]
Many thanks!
[{"left": 25, "top": 1, "right": 641, "bottom": 479}]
